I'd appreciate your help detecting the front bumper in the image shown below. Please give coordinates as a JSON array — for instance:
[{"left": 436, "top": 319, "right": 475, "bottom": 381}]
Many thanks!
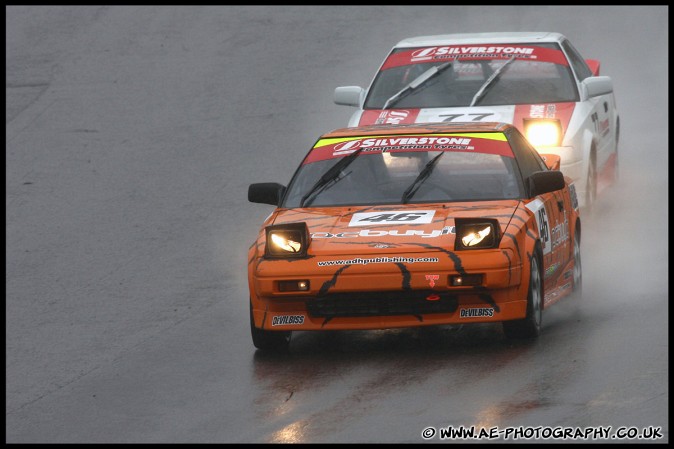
[{"left": 250, "top": 249, "right": 528, "bottom": 331}]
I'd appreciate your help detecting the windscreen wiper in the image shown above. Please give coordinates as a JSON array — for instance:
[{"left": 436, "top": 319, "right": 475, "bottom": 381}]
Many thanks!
[
  {"left": 469, "top": 55, "right": 516, "bottom": 107},
  {"left": 401, "top": 152, "right": 445, "bottom": 204},
  {"left": 300, "top": 148, "right": 364, "bottom": 207},
  {"left": 383, "top": 59, "right": 456, "bottom": 110}
]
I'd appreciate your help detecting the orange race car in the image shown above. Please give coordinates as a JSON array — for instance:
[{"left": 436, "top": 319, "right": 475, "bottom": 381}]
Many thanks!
[{"left": 247, "top": 122, "right": 581, "bottom": 351}]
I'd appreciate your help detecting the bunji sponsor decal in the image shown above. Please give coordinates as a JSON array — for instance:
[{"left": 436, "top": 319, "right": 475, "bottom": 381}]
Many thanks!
[
  {"left": 271, "top": 315, "right": 305, "bottom": 326},
  {"left": 349, "top": 210, "right": 435, "bottom": 226},
  {"left": 311, "top": 226, "right": 455, "bottom": 239},
  {"left": 459, "top": 307, "right": 495, "bottom": 318},
  {"left": 381, "top": 45, "right": 568, "bottom": 70}
]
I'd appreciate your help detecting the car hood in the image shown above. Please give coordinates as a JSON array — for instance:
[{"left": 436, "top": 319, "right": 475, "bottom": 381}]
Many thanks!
[
  {"left": 355, "top": 103, "right": 576, "bottom": 136},
  {"left": 272, "top": 201, "right": 521, "bottom": 256}
]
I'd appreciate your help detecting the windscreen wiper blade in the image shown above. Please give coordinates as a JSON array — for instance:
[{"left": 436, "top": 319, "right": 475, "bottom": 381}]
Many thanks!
[
  {"left": 469, "top": 55, "right": 516, "bottom": 107},
  {"left": 401, "top": 152, "right": 445, "bottom": 204},
  {"left": 383, "top": 59, "right": 455, "bottom": 110},
  {"left": 300, "top": 148, "right": 364, "bottom": 207}
]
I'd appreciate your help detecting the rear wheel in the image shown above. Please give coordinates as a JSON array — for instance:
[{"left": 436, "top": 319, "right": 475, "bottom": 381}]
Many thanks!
[
  {"left": 503, "top": 254, "right": 543, "bottom": 339},
  {"left": 250, "top": 301, "right": 291, "bottom": 352},
  {"left": 613, "top": 117, "right": 620, "bottom": 183},
  {"left": 584, "top": 151, "right": 597, "bottom": 215},
  {"left": 572, "top": 227, "right": 582, "bottom": 299}
]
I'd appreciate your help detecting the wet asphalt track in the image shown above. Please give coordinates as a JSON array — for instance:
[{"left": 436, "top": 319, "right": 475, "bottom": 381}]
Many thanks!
[{"left": 5, "top": 5, "right": 668, "bottom": 443}]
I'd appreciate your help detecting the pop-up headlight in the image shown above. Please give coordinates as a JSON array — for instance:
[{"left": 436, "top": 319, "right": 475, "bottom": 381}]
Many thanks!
[
  {"left": 265, "top": 222, "right": 310, "bottom": 258},
  {"left": 454, "top": 218, "right": 500, "bottom": 250},
  {"left": 523, "top": 118, "right": 563, "bottom": 147}
]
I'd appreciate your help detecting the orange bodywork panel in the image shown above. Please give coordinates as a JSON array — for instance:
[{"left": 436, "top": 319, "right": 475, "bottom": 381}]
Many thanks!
[{"left": 248, "top": 200, "right": 574, "bottom": 331}]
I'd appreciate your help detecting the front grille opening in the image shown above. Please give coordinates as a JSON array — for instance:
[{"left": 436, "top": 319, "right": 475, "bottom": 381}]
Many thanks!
[{"left": 306, "top": 291, "right": 458, "bottom": 318}]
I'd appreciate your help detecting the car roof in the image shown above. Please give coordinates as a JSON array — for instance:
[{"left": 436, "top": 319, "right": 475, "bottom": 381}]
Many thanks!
[
  {"left": 393, "top": 32, "right": 565, "bottom": 48},
  {"left": 322, "top": 122, "right": 513, "bottom": 138}
]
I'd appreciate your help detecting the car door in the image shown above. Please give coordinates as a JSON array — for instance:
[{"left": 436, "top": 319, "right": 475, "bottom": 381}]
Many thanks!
[
  {"left": 508, "top": 129, "right": 572, "bottom": 290},
  {"left": 562, "top": 39, "right": 617, "bottom": 177}
]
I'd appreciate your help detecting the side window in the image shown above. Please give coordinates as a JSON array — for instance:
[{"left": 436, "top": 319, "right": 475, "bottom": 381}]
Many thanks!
[
  {"left": 561, "top": 40, "right": 593, "bottom": 82},
  {"left": 507, "top": 128, "right": 548, "bottom": 180}
]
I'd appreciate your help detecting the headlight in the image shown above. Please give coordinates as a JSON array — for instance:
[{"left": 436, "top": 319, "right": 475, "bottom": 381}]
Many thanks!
[
  {"left": 523, "top": 119, "right": 563, "bottom": 147},
  {"left": 265, "top": 222, "right": 310, "bottom": 258},
  {"left": 461, "top": 225, "right": 491, "bottom": 247},
  {"left": 454, "top": 218, "right": 500, "bottom": 250},
  {"left": 271, "top": 233, "right": 302, "bottom": 252}
]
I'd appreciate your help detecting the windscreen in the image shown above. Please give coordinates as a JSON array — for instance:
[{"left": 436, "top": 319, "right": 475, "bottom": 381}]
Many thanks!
[
  {"left": 364, "top": 43, "right": 578, "bottom": 109},
  {"left": 282, "top": 133, "right": 526, "bottom": 208}
]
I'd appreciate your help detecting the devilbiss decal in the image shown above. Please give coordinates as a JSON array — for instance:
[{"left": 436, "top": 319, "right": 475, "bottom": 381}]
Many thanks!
[
  {"left": 271, "top": 315, "right": 305, "bottom": 326},
  {"left": 459, "top": 307, "right": 495, "bottom": 318}
]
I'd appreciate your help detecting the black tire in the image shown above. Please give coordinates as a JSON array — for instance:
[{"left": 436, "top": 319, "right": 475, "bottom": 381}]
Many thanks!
[
  {"left": 503, "top": 253, "right": 543, "bottom": 339},
  {"left": 613, "top": 117, "right": 620, "bottom": 183},
  {"left": 571, "top": 226, "right": 582, "bottom": 300},
  {"left": 250, "top": 301, "right": 291, "bottom": 352},
  {"left": 584, "top": 151, "right": 597, "bottom": 215}
]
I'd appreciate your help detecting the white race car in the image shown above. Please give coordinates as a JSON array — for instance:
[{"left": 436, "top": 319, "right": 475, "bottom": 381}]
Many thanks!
[{"left": 334, "top": 32, "right": 619, "bottom": 210}]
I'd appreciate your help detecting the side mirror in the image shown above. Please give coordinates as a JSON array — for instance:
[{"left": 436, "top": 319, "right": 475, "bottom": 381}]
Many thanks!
[
  {"left": 583, "top": 76, "right": 613, "bottom": 98},
  {"left": 528, "top": 170, "right": 565, "bottom": 197},
  {"left": 334, "top": 86, "right": 364, "bottom": 106},
  {"left": 248, "top": 183, "right": 286, "bottom": 206}
]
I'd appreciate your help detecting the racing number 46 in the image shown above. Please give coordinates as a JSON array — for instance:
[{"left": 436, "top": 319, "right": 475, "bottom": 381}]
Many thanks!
[
  {"left": 358, "top": 213, "right": 426, "bottom": 223},
  {"left": 538, "top": 208, "right": 550, "bottom": 243}
]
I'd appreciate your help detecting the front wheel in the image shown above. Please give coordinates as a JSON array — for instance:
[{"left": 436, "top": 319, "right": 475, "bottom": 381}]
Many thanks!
[
  {"left": 503, "top": 254, "right": 543, "bottom": 339},
  {"left": 250, "top": 301, "right": 291, "bottom": 352}
]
